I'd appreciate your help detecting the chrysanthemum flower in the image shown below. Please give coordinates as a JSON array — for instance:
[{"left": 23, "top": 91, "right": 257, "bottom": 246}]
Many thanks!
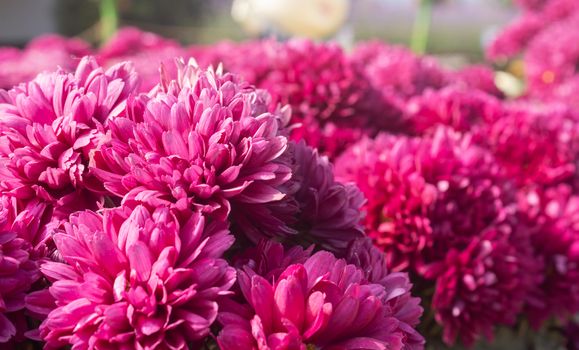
[
  {"left": 0, "top": 35, "right": 91, "bottom": 89},
  {"left": 335, "top": 127, "right": 519, "bottom": 275},
  {"left": 0, "top": 231, "right": 39, "bottom": 344},
  {"left": 39, "top": 204, "right": 235, "bottom": 349},
  {"left": 351, "top": 41, "right": 449, "bottom": 100},
  {"left": 98, "top": 27, "right": 186, "bottom": 91},
  {"left": 406, "top": 86, "right": 503, "bottom": 135},
  {"left": 335, "top": 134, "right": 435, "bottom": 272},
  {"left": 0, "top": 56, "right": 138, "bottom": 219},
  {"left": 92, "top": 60, "right": 294, "bottom": 240},
  {"left": 477, "top": 103, "right": 579, "bottom": 188},
  {"left": 218, "top": 242, "right": 424, "bottom": 350},
  {"left": 518, "top": 185, "right": 579, "bottom": 326},
  {"left": 344, "top": 238, "right": 425, "bottom": 349},
  {"left": 432, "top": 229, "right": 539, "bottom": 346},
  {"left": 0, "top": 195, "right": 53, "bottom": 344}
]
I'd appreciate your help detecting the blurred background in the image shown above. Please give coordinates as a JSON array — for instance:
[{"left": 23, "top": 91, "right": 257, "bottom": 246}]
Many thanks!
[{"left": 0, "top": 0, "right": 516, "bottom": 60}]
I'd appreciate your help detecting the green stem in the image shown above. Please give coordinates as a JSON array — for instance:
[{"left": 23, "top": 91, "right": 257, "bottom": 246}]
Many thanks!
[
  {"left": 100, "top": 0, "right": 119, "bottom": 44},
  {"left": 411, "top": 0, "right": 432, "bottom": 55}
]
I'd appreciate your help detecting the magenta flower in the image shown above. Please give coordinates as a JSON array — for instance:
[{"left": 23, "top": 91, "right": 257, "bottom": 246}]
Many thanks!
[
  {"left": 218, "top": 242, "right": 423, "bottom": 350},
  {"left": 0, "top": 195, "right": 53, "bottom": 344},
  {"left": 0, "top": 231, "right": 39, "bottom": 344},
  {"left": 519, "top": 185, "right": 579, "bottom": 326},
  {"left": 344, "top": 238, "right": 424, "bottom": 349},
  {"left": 92, "top": 61, "right": 293, "bottom": 239},
  {"left": 432, "top": 229, "right": 539, "bottom": 346},
  {"left": 98, "top": 27, "right": 186, "bottom": 91},
  {"left": 335, "top": 134, "right": 435, "bottom": 272},
  {"left": 39, "top": 204, "right": 235, "bottom": 349},
  {"left": 351, "top": 41, "right": 449, "bottom": 100},
  {"left": 406, "top": 86, "right": 503, "bottom": 135},
  {"left": 0, "top": 56, "right": 138, "bottom": 219},
  {"left": 335, "top": 127, "right": 519, "bottom": 277},
  {"left": 0, "top": 34, "right": 91, "bottom": 89},
  {"left": 477, "top": 102, "right": 579, "bottom": 188}
]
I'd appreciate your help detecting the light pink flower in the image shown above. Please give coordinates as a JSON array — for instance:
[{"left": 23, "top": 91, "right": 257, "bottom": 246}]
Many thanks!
[
  {"left": 39, "top": 204, "right": 235, "bottom": 349},
  {"left": 0, "top": 56, "right": 138, "bottom": 219},
  {"left": 92, "top": 60, "right": 294, "bottom": 237}
]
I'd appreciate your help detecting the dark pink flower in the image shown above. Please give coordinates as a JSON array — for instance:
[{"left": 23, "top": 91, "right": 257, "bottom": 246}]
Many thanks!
[
  {"left": 433, "top": 229, "right": 539, "bottom": 346},
  {"left": 477, "top": 102, "right": 579, "bottom": 188},
  {"left": 335, "top": 134, "right": 435, "bottom": 272},
  {"left": 0, "top": 35, "right": 91, "bottom": 89},
  {"left": 406, "top": 86, "right": 503, "bottom": 135},
  {"left": 0, "top": 56, "right": 138, "bottom": 219},
  {"left": 519, "top": 185, "right": 579, "bottom": 327},
  {"left": 39, "top": 204, "right": 235, "bottom": 349},
  {"left": 98, "top": 27, "right": 186, "bottom": 91},
  {"left": 218, "top": 243, "right": 423, "bottom": 350},
  {"left": 336, "top": 128, "right": 519, "bottom": 276},
  {"left": 352, "top": 41, "right": 449, "bottom": 100},
  {"left": 92, "top": 60, "right": 293, "bottom": 239}
]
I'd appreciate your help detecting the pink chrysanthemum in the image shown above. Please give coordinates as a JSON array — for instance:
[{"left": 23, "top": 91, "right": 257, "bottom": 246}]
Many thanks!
[
  {"left": 198, "top": 39, "right": 403, "bottom": 158},
  {"left": 406, "top": 86, "right": 503, "bottom": 135},
  {"left": 92, "top": 60, "right": 293, "bottom": 237},
  {"left": 0, "top": 56, "right": 138, "bottom": 219},
  {"left": 0, "top": 35, "right": 91, "bottom": 89},
  {"left": 39, "top": 204, "right": 235, "bottom": 349},
  {"left": 98, "top": 27, "right": 186, "bottom": 91},
  {"left": 218, "top": 242, "right": 424, "bottom": 350},
  {"left": 477, "top": 102, "right": 579, "bottom": 188},
  {"left": 0, "top": 231, "right": 39, "bottom": 344},
  {"left": 433, "top": 229, "right": 539, "bottom": 346},
  {"left": 335, "top": 127, "right": 519, "bottom": 275},
  {"left": 344, "top": 238, "right": 425, "bottom": 349},
  {"left": 335, "top": 134, "right": 435, "bottom": 272},
  {"left": 0, "top": 195, "right": 53, "bottom": 344},
  {"left": 519, "top": 185, "right": 579, "bottom": 326},
  {"left": 351, "top": 41, "right": 449, "bottom": 100}
]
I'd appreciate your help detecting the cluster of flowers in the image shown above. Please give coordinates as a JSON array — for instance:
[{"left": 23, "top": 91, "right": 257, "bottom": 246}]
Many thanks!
[
  {"left": 488, "top": 0, "right": 579, "bottom": 107},
  {"left": 189, "top": 24, "right": 579, "bottom": 348},
  {"left": 1, "top": 18, "right": 578, "bottom": 348},
  {"left": 0, "top": 44, "right": 424, "bottom": 348}
]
